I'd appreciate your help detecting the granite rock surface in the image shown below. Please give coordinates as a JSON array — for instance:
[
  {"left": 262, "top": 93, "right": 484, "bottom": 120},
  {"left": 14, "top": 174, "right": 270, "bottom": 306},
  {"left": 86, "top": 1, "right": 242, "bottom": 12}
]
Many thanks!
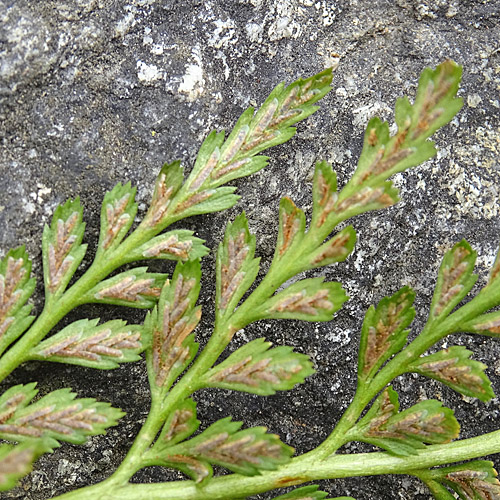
[{"left": 1, "top": 0, "right": 499, "bottom": 499}]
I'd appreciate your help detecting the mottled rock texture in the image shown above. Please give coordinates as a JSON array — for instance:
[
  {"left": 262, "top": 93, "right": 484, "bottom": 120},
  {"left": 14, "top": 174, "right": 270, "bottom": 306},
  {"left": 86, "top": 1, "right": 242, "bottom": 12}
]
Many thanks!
[{"left": 1, "top": 0, "right": 499, "bottom": 499}]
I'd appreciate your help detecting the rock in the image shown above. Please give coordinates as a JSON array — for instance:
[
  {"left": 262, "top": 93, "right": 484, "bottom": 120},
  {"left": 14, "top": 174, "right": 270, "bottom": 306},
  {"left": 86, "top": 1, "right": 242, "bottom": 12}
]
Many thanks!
[{"left": 1, "top": 1, "right": 499, "bottom": 499}]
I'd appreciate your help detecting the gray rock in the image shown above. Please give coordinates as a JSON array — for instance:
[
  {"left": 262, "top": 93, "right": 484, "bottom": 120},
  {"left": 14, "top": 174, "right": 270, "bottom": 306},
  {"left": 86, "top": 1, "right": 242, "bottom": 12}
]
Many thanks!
[{"left": 1, "top": 0, "right": 499, "bottom": 499}]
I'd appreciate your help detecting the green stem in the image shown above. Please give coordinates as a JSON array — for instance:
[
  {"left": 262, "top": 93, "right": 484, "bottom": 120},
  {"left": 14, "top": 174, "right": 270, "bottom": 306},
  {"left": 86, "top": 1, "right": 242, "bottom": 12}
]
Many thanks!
[
  {"left": 97, "top": 212, "right": 322, "bottom": 484},
  {"left": 51, "top": 429, "right": 500, "bottom": 500},
  {"left": 108, "top": 397, "right": 164, "bottom": 484},
  {"left": 0, "top": 222, "right": 158, "bottom": 382},
  {"left": 310, "top": 390, "right": 367, "bottom": 459},
  {"left": 371, "top": 283, "right": 500, "bottom": 394},
  {"left": 103, "top": 314, "right": 240, "bottom": 484},
  {"left": 314, "top": 283, "right": 500, "bottom": 458},
  {"left": 101, "top": 219, "right": 330, "bottom": 485},
  {"left": 114, "top": 187, "right": 353, "bottom": 479},
  {"left": 228, "top": 215, "right": 345, "bottom": 330}
]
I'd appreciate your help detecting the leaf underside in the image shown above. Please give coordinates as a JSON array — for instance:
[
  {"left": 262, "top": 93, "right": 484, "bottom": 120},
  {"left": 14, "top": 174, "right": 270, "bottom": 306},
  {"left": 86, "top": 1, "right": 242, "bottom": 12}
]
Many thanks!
[
  {"left": 430, "top": 240, "right": 477, "bottom": 321},
  {"left": 0, "top": 439, "right": 55, "bottom": 492},
  {"left": 205, "top": 338, "right": 315, "bottom": 395},
  {"left": 0, "top": 246, "right": 36, "bottom": 354},
  {"left": 358, "top": 286, "right": 415, "bottom": 383},
  {"left": 0, "top": 383, "right": 123, "bottom": 445},
  {"left": 410, "top": 346, "right": 494, "bottom": 402},
  {"left": 356, "top": 387, "right": 459, "bottom": 456},
  {"left": 216, "top": 213, "right": 260, "bottom": 320},
  {"left": 418, "top": 460, "right": 500, "bottom": 500},
  {"left": 42, "top": 198, "right": 87, "bottom": 299},
  {"left": 85, "top": 268, "right": 167, "bottom": 309},
  {"left": 151, "top": 417, "right": 293, "bottom": 482},
  {"left": 145, "top": 260, "right": 201, "bottom": 392},
  {"left": 30, "top": 318, "right": 143, "bottom": 369}
]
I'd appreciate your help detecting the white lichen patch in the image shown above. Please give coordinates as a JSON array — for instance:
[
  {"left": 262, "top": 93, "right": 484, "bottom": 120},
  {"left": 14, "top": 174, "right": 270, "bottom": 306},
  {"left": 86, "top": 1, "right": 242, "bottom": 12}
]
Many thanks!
[
  {"left": 476, "top": 125, "right": 500, "bottom": 154},
  {"left": 37, "top": 184, "right": 52, "bottom": 199},
  {"left": 316, "top": 42, "right": 341, "bottom": 70},
  {"left": 440, "top": 162, "right": 499, "bottom": 220},
  {"left": 325, "top": 326, "right": 352, "bottom": 347},
  {"left": 267, "top": 0, "right": 303, "bottom": 41},
  {"left": 151, "top": 44, "right": 164, "bottom": 55},
  {"left": 353, "top": 248, "right": 368, "bottom": 272},
  {"left": 178, "top": 47, "right": 205, "bottom": 101},
  {"left": 352, "top": 101, "right": 392, "bottom": 128},
  {"left": 23, "top": 183, "right": 53, "bottom": 216},
  {"left": 208, "top": 18, "right": 238, "bottom": 49},
  {"left": 215, "top": 50, "right": 230, "bottom": 80},
  {"left": 137, "top": 61, "right": 162, "bottom": 84},
  {"left": 475, "top": 249, "right": 496, "bottom": 280},
  {"left": 142, "top": 27, "right": 165, "bottom": 55},
  {"left": 245, "top": 21, "right": 264, "bottom": 43},
  {"left": 115, "top": 12, "right": 135, "bottom": 37},
  {"left": 143, "top": 27, "right": 153, "bottom": 45},
  {"left": 24, "top": 200, "right": 36, "bottom": 215},
  {"left": 313, "top": 0, "right": 339, "bottom": 27},
  {"left": 467, "top": 93, "right": 482, "bottom": 108}
]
